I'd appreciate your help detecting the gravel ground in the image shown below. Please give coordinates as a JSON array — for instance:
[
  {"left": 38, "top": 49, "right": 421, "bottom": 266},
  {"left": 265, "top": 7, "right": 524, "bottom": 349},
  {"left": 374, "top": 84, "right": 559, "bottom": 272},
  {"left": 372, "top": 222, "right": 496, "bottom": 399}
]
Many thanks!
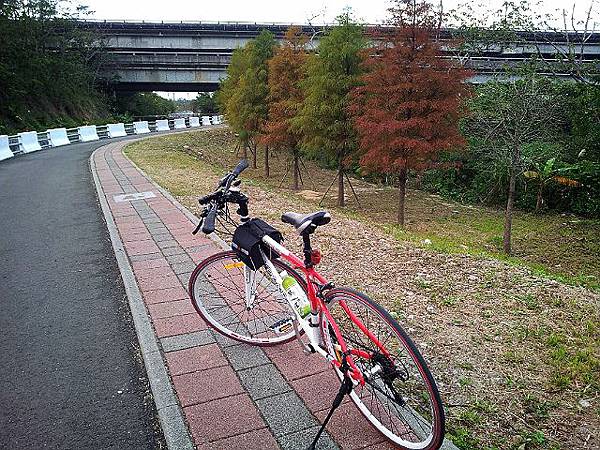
[{"left": 126, "top": 131, "right": 600, "bottom": 450}]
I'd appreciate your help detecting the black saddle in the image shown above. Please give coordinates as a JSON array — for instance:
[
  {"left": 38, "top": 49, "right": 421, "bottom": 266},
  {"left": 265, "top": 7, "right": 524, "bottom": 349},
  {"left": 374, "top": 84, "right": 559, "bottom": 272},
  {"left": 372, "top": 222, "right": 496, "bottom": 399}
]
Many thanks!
[{"left": 281, "top": 211, "right": 331, "bottom": 234}]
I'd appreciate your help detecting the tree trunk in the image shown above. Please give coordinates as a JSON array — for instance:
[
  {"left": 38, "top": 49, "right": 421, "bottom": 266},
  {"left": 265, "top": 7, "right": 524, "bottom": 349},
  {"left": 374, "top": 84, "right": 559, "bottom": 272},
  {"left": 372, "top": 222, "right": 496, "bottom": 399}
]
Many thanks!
[
  {"left": 414, "top": 171, "right": 423, "bottom": 190},
  {"left": 293, "top": 152, "right": 299, "bottom": 191},
  {"left": 264, "top": 145, "right": 270, "bottom": 178},
  {"left": 251, "top": 142, "right": 257, "bottom": 169},
  {"left": 337, "top": 167, "right": 345, "bottom": 207},
  {"left": 504, "top": 144, "right": 521, "bottom": 254},
  {"left": 535, "top": 182, "right": 544, "bottom": 211},
  {"left": 398, "top": 167, "right": 408, "bottom": 227},
  {"left": 503, "top": 168, "right": 517, "bottom": 254}
]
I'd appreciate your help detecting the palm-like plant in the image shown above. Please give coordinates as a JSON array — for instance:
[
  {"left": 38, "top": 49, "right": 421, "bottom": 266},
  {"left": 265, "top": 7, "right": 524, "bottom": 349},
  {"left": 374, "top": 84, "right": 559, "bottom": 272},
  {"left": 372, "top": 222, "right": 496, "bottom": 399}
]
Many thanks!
[{"left": 523, "top": 158, "right": 581, "bottom": 211}]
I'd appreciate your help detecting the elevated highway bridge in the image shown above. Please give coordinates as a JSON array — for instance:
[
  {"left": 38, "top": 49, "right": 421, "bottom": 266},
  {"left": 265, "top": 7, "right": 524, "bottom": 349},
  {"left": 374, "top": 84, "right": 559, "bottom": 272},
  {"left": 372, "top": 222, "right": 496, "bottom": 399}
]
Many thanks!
[{"left": 79, "top": 21, "right": 600, "bottom": 92}]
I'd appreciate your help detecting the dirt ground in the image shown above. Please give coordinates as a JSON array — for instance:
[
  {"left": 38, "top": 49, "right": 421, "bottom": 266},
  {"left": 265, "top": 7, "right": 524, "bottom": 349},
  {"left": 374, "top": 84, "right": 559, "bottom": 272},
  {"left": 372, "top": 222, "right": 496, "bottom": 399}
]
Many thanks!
[
  {"left": 125, "top": 129, "right": 600, "bottom": 450},
  {"left": 178, "top": 129, "right": 599, "bottom": 288}
]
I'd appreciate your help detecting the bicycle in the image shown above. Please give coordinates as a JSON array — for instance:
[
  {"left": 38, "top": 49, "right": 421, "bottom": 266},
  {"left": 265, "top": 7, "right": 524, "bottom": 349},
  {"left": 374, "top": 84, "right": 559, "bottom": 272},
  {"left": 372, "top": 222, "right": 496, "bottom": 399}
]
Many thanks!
[{"left": 189, "top": 160, "right": 445, "bottom": 450}]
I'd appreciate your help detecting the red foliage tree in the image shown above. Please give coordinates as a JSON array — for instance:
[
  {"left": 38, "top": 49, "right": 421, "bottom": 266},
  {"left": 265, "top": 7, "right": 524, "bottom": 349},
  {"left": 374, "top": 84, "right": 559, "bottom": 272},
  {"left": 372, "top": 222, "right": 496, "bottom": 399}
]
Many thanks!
[
  {"left": 351, "top": 0, "right": 471, "bottom": 225},
  {"left": 261, "top": 27, "right": 308, "bottom": 189}
]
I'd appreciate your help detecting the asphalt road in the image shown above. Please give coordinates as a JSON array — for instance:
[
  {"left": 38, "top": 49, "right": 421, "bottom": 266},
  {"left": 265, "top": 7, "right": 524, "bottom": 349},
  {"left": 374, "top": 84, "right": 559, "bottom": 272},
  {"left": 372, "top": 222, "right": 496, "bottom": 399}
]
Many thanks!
[{"left": 0, "top": 140, "right": 163, "bottom": 449}]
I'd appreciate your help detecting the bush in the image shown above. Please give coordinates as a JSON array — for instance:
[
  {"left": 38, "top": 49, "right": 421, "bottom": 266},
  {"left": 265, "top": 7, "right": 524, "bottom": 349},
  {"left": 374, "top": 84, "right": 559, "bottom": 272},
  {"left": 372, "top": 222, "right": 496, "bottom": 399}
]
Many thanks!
[
  {"left": 114, "top": 93, "right": 176, "bottom": 118},
  {"left": 419, "top": 82, "right": 600, "bottom": 218},
  {"left": 0, "top": 1, "right": 111, "bottom": 134}
]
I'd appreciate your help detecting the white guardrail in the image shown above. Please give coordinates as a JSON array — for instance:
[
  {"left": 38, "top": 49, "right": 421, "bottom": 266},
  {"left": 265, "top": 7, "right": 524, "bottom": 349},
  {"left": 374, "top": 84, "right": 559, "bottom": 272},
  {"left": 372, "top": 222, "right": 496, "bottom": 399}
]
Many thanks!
[{"left": 0, "top": 115, "right": 224, "bottom": 161}]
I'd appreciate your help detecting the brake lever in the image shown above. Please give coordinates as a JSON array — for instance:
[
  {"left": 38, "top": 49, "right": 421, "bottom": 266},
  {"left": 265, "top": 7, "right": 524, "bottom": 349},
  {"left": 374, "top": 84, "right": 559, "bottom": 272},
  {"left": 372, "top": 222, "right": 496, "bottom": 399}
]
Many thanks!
[
  {"left": 219, "top": 174, "right": 231, "bottom": 187},
  {"left": 192, "top": 207, "right": 210, "bottom": 235},
  {"left": 192, "top": 218, "right": 203, "bottom": 235}
]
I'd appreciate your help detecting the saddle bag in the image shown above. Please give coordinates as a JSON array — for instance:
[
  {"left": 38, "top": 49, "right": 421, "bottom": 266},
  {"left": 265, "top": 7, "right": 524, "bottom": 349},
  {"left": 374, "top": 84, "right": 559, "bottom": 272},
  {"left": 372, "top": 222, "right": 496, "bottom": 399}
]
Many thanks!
[{"left": 231, "top": 218, "right": 283, "bottom": 269}]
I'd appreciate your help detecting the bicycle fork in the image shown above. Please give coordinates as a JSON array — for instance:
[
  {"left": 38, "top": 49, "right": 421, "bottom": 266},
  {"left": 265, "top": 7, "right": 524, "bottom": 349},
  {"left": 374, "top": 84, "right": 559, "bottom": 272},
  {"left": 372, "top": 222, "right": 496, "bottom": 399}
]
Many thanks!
[{"left": 243, "top": 265, "right": 257, "bottom": 309}]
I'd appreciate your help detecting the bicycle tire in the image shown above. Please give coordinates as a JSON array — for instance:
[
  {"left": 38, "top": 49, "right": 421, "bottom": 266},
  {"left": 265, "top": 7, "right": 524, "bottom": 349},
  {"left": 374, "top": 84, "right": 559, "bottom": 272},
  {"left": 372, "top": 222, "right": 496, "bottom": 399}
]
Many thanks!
[
  {"left": 321, "top": 287, "right": 445, "bottom": 450},
  {"left": 189, "top": 250, "right": 305, "bottom": 346}
]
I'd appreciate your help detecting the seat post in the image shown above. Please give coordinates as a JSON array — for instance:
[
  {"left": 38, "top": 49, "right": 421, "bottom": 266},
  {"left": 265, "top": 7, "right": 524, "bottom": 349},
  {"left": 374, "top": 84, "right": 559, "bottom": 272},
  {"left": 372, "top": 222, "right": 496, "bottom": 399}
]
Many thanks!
[{"left": 302, "top": 233, "right": 313, "bottom": 268}]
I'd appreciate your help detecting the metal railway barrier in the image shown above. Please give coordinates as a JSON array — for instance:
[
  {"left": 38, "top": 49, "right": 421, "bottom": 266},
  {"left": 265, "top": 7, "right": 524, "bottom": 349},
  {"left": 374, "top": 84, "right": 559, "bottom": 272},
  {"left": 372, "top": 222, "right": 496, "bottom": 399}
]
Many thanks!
[{"left": 2, "top": 115, "right": 224, "bottom": 158}]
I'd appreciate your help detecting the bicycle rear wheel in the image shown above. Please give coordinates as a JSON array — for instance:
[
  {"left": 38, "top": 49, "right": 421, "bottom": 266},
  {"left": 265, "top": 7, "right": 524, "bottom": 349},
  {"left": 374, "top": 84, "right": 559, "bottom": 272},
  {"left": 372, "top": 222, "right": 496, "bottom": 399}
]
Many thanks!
[
  {"left": 189, "top": 250, "right": 304, "bottom": 346},
  {"left": 321, "top": 288, "right": 445, "bottom": 450}
]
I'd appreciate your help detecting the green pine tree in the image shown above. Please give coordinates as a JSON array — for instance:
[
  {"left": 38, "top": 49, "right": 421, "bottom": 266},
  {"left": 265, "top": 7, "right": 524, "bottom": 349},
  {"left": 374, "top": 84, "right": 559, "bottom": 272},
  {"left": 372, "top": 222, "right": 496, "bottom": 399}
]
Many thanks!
[
  {"left": 216, "top": 46, "right": 250, "bottom": 142},
  {"left": 218, "top": 30, "right": 277, "bottom": 170},
  {"left": 293, "top": 13, "right": 366, "bottom": 207}
]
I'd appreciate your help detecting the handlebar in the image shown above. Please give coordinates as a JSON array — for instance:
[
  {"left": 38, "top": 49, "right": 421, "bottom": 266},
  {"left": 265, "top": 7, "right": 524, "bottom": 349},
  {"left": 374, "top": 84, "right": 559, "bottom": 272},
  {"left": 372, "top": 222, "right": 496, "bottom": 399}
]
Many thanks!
[
  {"left": 201, "top": 204, "right": 218, "bottom": 234},
  {"left": 199, "top": 191, "right": 220, "bottom": 205},
  {"left": 220, "top": 159, "right": 249, "bottom": 190},
  {"left": 192, "top": 159, "right": 249, "bottom": 235},
  {"left": 232, "top": 159, "right": 249, "bottom": 177}
]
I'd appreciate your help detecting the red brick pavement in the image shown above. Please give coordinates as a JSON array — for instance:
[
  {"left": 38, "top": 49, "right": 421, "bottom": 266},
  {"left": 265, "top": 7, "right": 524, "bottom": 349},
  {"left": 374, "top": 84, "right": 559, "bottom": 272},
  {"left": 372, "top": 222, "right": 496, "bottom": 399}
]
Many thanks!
[{"left": 93, "top": 142, "right": 400, "bottom": 449}]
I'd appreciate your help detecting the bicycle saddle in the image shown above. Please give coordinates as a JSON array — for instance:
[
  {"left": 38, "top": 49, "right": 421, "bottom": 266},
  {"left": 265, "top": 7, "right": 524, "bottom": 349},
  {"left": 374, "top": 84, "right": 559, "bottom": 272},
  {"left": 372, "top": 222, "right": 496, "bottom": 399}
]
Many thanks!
[{"left": 281, "top": 210, "right": 331, "bottom": 234}]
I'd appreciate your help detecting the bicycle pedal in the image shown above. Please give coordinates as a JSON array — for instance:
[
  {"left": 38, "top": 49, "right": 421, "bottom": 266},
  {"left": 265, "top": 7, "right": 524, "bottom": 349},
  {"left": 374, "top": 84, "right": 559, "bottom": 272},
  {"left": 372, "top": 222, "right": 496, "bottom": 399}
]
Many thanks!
[{"left": 269, "top": 317, "right": 294, "bottom": 334}]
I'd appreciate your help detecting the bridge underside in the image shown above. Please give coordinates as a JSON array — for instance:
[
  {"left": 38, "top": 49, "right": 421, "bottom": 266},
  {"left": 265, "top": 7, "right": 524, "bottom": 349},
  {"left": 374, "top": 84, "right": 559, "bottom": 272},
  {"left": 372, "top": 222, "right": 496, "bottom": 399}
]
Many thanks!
[
  {"left": 105, "top": 66, "right": 226, "bottom": 92},
  {"left": 87, "top": 21, "right": 599, "bottom": 93},
  {"left": 107, "top": 70, "right": 576, "bottom": 92},
  {"left": 114, "top": 81, "right": 220, "bottom": 92}
]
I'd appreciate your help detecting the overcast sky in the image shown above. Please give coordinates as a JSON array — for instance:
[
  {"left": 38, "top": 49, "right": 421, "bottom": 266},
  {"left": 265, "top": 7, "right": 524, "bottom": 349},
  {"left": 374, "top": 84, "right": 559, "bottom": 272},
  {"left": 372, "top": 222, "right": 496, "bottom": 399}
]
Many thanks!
[{"left": 79, "top": 0, "right": 597, "bottom": 26}]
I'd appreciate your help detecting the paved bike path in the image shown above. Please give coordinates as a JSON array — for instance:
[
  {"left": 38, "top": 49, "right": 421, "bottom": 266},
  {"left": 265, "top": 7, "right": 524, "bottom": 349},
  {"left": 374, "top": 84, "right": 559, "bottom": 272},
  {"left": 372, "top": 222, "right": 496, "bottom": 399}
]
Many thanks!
[
  {"left": 0, "top": 138, "right": 164, "bottom": 448},
  {"left": 91, "top": 140, "right": 398, "bottom": 449}
]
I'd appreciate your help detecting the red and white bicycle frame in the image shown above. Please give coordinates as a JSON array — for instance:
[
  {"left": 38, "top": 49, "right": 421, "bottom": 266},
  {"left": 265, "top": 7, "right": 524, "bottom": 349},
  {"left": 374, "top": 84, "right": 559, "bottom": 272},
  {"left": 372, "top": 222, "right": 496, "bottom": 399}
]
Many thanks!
[{"left": 256, "top": 235, "right": 392, "bottom": 386}]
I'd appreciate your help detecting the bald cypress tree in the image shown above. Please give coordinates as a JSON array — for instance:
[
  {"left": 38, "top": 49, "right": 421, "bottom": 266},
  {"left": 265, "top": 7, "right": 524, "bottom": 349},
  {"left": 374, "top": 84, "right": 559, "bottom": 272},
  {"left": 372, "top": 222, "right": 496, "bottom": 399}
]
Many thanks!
[
  {"left": 294, "top": 14, "right": 366, "bottom": 206},
  {"left": 242, "top": 30, "right": 277, "bottom": 169},
  {"left": 218, "top": 30, "right": 276, "bottom": 170},
  {"left": 217, "top": 46, "right": 250, "bottom": 157},
  {"left": 351, "top": 0, "right": 470, "bottom": 226},
  {"left": 262, "top": 27, "right": 308, "bottom": 189}
]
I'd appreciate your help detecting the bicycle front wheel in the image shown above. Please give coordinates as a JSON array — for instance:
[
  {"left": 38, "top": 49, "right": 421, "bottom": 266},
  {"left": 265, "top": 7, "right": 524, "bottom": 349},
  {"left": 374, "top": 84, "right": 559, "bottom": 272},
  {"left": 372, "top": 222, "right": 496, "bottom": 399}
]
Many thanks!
[
  {"left": 189, "top": 250, "right": 303, "bottom": 346},
  {"left": 321, "top": 288, "right": 445, "bottom": 450}
]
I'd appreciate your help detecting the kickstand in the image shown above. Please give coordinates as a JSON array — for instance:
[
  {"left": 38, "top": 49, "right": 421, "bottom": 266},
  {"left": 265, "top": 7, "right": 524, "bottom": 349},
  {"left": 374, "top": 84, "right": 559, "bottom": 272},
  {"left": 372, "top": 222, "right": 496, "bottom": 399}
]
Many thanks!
[{"left": 308, "top": 360, "right": 354, "bottom": 449}]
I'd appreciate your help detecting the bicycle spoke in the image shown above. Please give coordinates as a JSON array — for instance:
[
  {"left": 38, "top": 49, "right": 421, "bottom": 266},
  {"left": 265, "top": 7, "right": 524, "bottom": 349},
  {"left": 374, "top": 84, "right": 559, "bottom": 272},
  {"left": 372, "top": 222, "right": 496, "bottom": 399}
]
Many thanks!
[
  {"left": 190, "top": 251, "right": 301, "bottom": 345},
  {"left": 321, "top": 289, "right": 443, "bottom": 448}
]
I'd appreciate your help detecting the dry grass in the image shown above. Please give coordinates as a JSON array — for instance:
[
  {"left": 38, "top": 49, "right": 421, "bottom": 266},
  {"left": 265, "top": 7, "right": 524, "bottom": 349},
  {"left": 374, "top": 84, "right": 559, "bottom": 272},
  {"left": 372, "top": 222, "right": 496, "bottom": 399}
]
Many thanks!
[
  {"left": 157, "top": 129, "right": 600, "bottom": 289},
  {"left": 125, "top": 129, "right": 600, "bottom": 450}
]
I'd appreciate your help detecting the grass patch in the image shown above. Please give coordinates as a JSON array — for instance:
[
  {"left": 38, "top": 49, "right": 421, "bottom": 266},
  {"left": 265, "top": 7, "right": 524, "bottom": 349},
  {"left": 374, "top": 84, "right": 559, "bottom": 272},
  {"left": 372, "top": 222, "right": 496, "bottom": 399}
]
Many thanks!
[
  {"left": 447, "top": 426, "right": 499, "bottom": 450},
  {"left": 384, "top": 223, "right": 599, "bottom": 291},
  {"left": 545, "top": 331, "right": 600, "bottom": 392}
]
